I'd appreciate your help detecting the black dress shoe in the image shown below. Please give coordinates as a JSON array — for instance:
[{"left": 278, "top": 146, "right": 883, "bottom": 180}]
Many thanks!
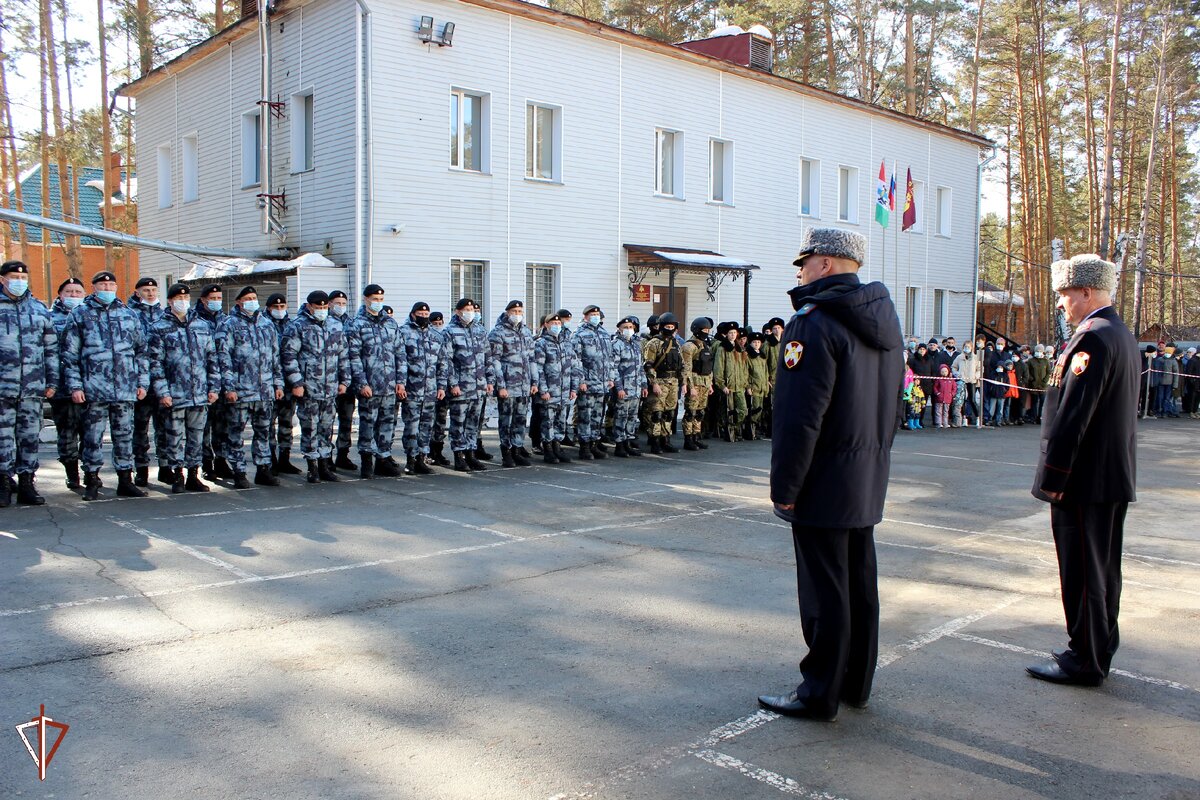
[
  {"left": 756, "top": 691, "right": 837, "bottom": 721},
  {"left": 1025, "top": 661, "right": 1103, "bottom": 687}
]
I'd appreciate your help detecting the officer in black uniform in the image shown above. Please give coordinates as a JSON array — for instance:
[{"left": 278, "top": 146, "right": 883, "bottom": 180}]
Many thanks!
[
  {"left": 1027, "top": 254, "right": 1139, "bottom": 687},
  {"left": 759, "top": 227, "right": 904, "bottom": 722}
]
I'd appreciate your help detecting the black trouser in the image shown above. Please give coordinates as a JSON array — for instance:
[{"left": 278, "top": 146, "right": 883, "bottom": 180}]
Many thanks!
[
  {"left": 790, "top": 523, "right": 880, "bottom": 716},
  {"left": 529, "top": 400, "right": 544, "bottom": 448},
  {"left": 336, "top": 393, "right": 356, "bottom": 453},
  {"left": 1050, "top": 501, "right": 1126, "bottom": 681}
]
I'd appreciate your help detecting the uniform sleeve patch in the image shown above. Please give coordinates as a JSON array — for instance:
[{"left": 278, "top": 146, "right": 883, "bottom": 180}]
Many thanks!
[
  {"left": 1070, "top": 351, "right": 1090, "bottom": 376},
  {"left": 783, "top": 341, "right": 804, "bottom": 369},
  {"left": 794, "top": 303, "right": 817, "bottom": 317}
]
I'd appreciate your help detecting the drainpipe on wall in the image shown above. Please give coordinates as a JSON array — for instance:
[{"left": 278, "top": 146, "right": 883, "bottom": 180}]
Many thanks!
[
  {"left": 352, "top": 0, "right": 373, "bottom": 304},
  {"left": 357, "top": 0, "right": 374, "bottom": 296},
  {"left": 258, "top": 0, "right": 286, "bottom": 241},
  {"left": 972, "top": 144, "right": 997, "bottom": 429}
]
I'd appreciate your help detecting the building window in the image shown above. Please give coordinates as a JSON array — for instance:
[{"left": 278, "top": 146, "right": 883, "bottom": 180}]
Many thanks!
[
  {"left": 450, "top": 89, "right": 489, "bottom": 173},
  {"left": 933, "top": 289, "right": 946, "bottom": 336},
  {"left": 526, "top": 103, "right": 561, "bottom": 182},
  {"left": 837, "top": 165, "right": 859, "bottom": 224},
  {"left": 241, "top": 111, "right": 261, "bottom": 188},
  {"left": 799, "top": 157, "right": 820, "bottom": 217},
  {"left": 291, "top": 90, "right": 314, "bottom": 173},
  {"left": 655, "top": 128, "right": 684, "bottom": 198},
  {"left": 907, "top": 179, "right": 925, "bottom": 233},
  {"left": 525, "top": 263, "right": 558, "bottom": 327},
  {"left": 905, "top": 286, "right": 920, "bottom": 336},
  {"left": 936, "top": 186, "right": 952, "bottom": 237},
  {"left": 181, "top": 134, "right": 199, "bottom": 203},
  {"left": 156, "top": 144, "right": 172, "bottom": 208},
  {"left": 450, "top": 259, "right": 487, "bottom": 319},
  {"left": 709, "top": 138, "right": 733, "bottom": 204}
]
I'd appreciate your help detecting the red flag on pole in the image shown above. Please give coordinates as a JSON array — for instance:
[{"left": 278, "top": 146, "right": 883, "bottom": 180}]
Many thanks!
[{"left": 902, "top": 168, "right": 917, "bottom": 231}]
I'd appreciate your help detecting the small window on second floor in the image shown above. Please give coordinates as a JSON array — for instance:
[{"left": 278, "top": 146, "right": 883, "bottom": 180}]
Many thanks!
[
  {"left": 451, "top": 89, "right": 489, "bottom": 173},
  {"left": 710, "top": 138, "right": 733, "bottom": 204},
  {"left": 241, "top": 110, "right": 261, "bottom": 188},
  {"left": 156, "top": 144, "right": 172, "bottom": 208},
  {"left": 837, "top": 165, "right": 859, "bottom": 224},
  {"left": 799, "top": 157, "right": 820, "bottom": 217},
  {"left": 526, "top": 103, "right": 561, "bottom": 182},
  {"left": 181, "top": 134, "right": 198, "bottom": 203},
  {"left": 655, "top": 128, "right": 684, "bottom": 198},
  {"left": 291, "top": 90, "right": 314, "bottom": 173}
]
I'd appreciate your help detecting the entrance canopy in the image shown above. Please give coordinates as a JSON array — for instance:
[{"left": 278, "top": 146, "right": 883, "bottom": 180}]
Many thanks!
[{"left": 623, "top": 244, "right": 761, "bottom": 325}]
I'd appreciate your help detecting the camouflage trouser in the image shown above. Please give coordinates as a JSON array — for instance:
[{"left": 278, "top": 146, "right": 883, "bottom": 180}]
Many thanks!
[
  {"left": 612, "top": 392, "right": 641, "bottom": 442},
  {"left": 747, "top": 391, "right": 765, "bottom": 429},
  {"left": 82, "top": 401, "right": 135, "bottom": 473},
  {"left": 297, "top": 396, "right": 337, "bottom": 461},
  {"left": 225, "top": 401, "right": 274, "bottom": 472},
  {"left": 357, "top": 393, "right": 398, "bottom": 457},
  {"left": 682, "top": 376, "right": 713, "bottom": 436},
  {"left": 273, "top": 395, "right": 296, "bottom": 450},
  {"left": 0, "top": 397, "right": 45, "bottom": 474},
  {"left": 164, "top": 405, "right": 207, "bottom": 469},
  {"left": 496, "top": 394, "right": 530, "bottom": 449},
  {"left": 336, "top": 393, "right": 356, "bottom": 453},
  {"left": 432, "top": 396, "right": 449, "bottom": 445},
  {"left": 449, "top": 395, "right": 483, "bottom": 452},
  {"left": 203, "top": 402, "right": 228, "bottom": 461},
  {"left": 133, "top": 394, "right": 168, "bottom": 467},
  {"left": 726, "top": 389, "right": 748, "bottom": 427},
  {"left": 402, "top": 393, "right": 438, "bottom": 456},
  {"left": 538, "top": 400, "right": 569, "bottom": 443},
  {"left": 576, "top": 391, "right": 607, "bottom": 443},
  {"left": 50, "top": 398, "right": 85, "bottom": 462},
  {"left": 643, "top": 378, "right": 679, "bottom": 437}
]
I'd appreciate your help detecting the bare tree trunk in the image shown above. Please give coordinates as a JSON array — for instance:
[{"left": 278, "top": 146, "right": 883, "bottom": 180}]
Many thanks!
[
  {"left": 137, "top": 0, "right": 153, "bottom": 76},
  {"left": 1097, "top": 0, "right": 1123, "bottom": 260},
  {"left": 824, "top": 0, "right": 837, "bottom": 91},
  {"left": 216, "top": 0, "right": 225, "bottom": 31},
  {"left": 1078, "top": 0, "right": 1098, "bottom": 250},
  {"left": 969, "top": 0, "right": 985, "bottom": 133},
  {"left": 904, "top": 6, "right": 916, "bottom": 115},
  {"left": 0, "top": 6, "right": 28, "bottom": 260},
  {"left": 99, "top": 0, "right": 115, "bottom": 272},
  {"left": 42, "top": 0, "right": 82, "bottom": 279},
  {"left": 1131, "top": 23, "right": 1170, "bottom": 338}
]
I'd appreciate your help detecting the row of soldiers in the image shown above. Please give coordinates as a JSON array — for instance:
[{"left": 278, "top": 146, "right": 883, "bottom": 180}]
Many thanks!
[{"left": 0, "top": 260, "right": 783, "bottom": 505}]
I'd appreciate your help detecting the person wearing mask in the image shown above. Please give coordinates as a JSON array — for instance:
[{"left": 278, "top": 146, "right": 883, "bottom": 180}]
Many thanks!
[
  {"left": 446, "top": 299, "right": 493, "bottom": 472},
  {"left": 468, "top": 301, "right": 496, "bottom": 464},
  {"left": 0, "top": 261, "right": 57, "bottom": 507},
  {"left": 219, "top": 286, "right": 285, "bottom": 488},
  {"left": 127, "top": 276, "right": 167, "bottom": 487},
  {"left": 555, "top": 309, "right": 579, "bottom": 447},
  {"left": 1027, "top": 344, "right": 1052, "bottom": 423},
  {"left": 327, "top": 289, "right": 358, "bottom": 472},
  {"left": 62, "top": 271, "right": 150, "bottom": 501},
  {"left": 908, "top": 342, "right": 936, "bottom": 426},
  {"left": 189, "top": 284, "right": 229, "bottom": 481},
  {"left": 265, "top": 293, "right": 302, "bottom": 476},
  {"left": 640, "top": 312, "right": 684, "bottom": 453},
  {"left": 48, "top": 278, "right": 87, "bottom": 490},
  {"left": 572, "top": 304, "right": 616, "bottom": 460},
  {"left": 150, "top": 284, "right": 221, "bottom": 494},
  {"left": 488, "top": 300, "right": 537, "bottom": 468},
  {"left": 533, "top": 313, "right": 577, "bottom": 464},
  {"left": 680, "top": 317, "right": 715, "bottom": 451},
  {"left": 346, "top": 284, "right": 407, "bottom": 479},
  {"left": 1014, "top": 345, "right": 1033, "bottom": 425},
  {"left": 399, "top": 302, "right": 446, "bottom": 475},
  {"left": 427, "top": 311, "right": 453, "bottom": 467},
  {"left": 951, "top": 341, "right": 981, "bottom": 425},
  {"left": 610, "top": 316, "right": 647, "bottom": 458},
  {"left": 1182, "top": 347, "right": 1200, "bottom": 418},
  {"left": 715, "top": 326, "right": 751, "bottom": 442},
  {"left": 745, "top": 331, "right": 771, "bottom": 439},
  {"left": 1162, "top": 343, "right": 1181, "bottom": 418},
  {"left": 761, "top": 317, "right": 785, "bottom": 436},
  {"left": 281, "top": 291, "right": 349, "bottom": 483}
]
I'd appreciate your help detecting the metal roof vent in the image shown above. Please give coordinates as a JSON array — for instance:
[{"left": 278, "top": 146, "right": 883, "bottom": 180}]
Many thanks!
[{"left": 677, "top": 29, "right": 774, "bottom": 74}]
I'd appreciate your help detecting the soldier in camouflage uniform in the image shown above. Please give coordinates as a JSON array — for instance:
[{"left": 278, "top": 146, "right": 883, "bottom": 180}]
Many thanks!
[
  {"left": 715, "top": 327, "right": 751, "bottom": 441},
  {"left": 346, "top": 284, "right": 407, "bottom": 479},
  {"left": 399, "top": 302, "right": 446, "bottom": 475},
  {"left": 191, "top": 284, "right": 229, "bottom": 480},
  {"left": 48, "top": 278, "right": 86, "bottom": 490},
  {"left": 532, "top": 312, "right": 577, "bottom": 464},
  {"left": 446, "top": 299, "right": 493, "bottom": 472},
  {"left": 640, "top": 312, "right": 684, "bottom": 454},
  {"left": 62, "top": 270, "right": 150, "bottom": 501},
  {"left": 328, "top": 289, "right": 357, "bottom": 472},
  {"left": 709, "top": 321, "right": 739, "bottom": 441},
  {"left": 571, "top": 304, "right": 616, "bottom": 460},
  {"left": 610, "top": 316, "right": 647, "bottom": 458},
  {"left": 469, "top": 301, "right": 495, "bottom": 463},
  {"left": 127, "top": 276, "right": 168, "bottom": 486},
  {"left": 0, "top": 261, "right": 57, "bottom": 507},
  {"left": 427, "top": 311, "right": 452, "bottom": 466},
  {"left": 219, "top": 286, "right": 284, "bottom": 489},
  {"left": 265, "top": 293, "right": 302, "bottom": 476},
  {"left": 680, "top": 317, "right": 715, "bottom": 451},
  {"left": 746, "top": 331, "right": 771, "bottom": 439},
  {"left": 151, "top": 284, "right": 221, "bottom": 494},
  {"left": 488, "top": 300, "right": 537, "bottom": 468},
  {"left": 761, "top": 317, "right": 784, "bottom": 438},
  {"left": 281, "top": 291, "right": 350, "bottom": 483}
]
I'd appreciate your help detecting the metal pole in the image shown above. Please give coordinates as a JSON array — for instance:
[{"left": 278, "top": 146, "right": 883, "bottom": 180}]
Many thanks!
[
  {"left": 743, "top": 269, "right": 750, "bottom": 327},
  {"left": 668, "top": 268, "right": 676, "bottom": 314}
]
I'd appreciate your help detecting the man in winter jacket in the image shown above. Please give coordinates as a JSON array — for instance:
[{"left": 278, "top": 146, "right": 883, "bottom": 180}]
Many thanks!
[
  {"left": 127, "top": 276, "right": 167, "bottom": 487},
  {"left": 191, "top": 284, "right": 229, "bottom": 480},
  {"left": 399, "top": 302, "right": 446, "bottom": 475},
  {"left": 610, "top": 316, "right": 647, "bottom": 458},
  {"left": 219, "top": 286, "right": 285, "bottom": 488},
  {"left": 533, "top": 313, "right": 577, "bottom": 464},
  {"left": 328, "top": 290, "right": 358, "bottom": 472},
  {"left": 951, "top": 342, "right": 981, "bottom": 424},
  {"left": 446, "top": 299, "right": 493, "bottom": 472},
  {"left": 572, "top": 304, "right": 617, "bottom": 459},
  {"left": 48, "top": 278, "right": 86, "bottom": 490},
  {"left": 715, "top": 327, "right": 750, "bottom": 441},
  {"left": 62, "top": 270, "right": 150, "bottom": 501},
  {"left": 281, "top": 291, "right": 349, "bottom": 483},
  {"left": 0, "top": 261, "right": 57, "bottom": 507},
  {"left": 265, "top": 293, "right": 302, "bottom": 476},
  {"left": 488, "top": 300, "right": 537, "bottom": 467},
  {"left": 760, "top": 227, "right": 903, "bottom": 722},
  {"left": 346, "top": 284, "right": 407, "bottom": 479}
]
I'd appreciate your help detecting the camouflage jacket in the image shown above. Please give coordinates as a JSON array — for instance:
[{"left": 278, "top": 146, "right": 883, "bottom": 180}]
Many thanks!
[
  {"left": 150, "top": 311, "right": 221, "bottom": 407},
  {"left": 446, "top": 314, "right": 493, "bottom": 398},
  {"left": 747, "top": 349, "right": 770, "bottom": 397},
  {"left": 533, "top": 329, "right": 577, "bottom": 403},
  {"left": 218, "top": 307, "right": 283, "bottom": 403},
  {"left": 714, "top": 340, "right": 749, "bottom": 393},
  {"left": 610, "top": 332, "right": 647, "bottom": 396},
  {"left": 347, "top": 306, "right": 407, "bottom": 394},
  {"left": 571, "top": 320, "right": 616, "bottom": 393},
  {"left": 0, "top": 290, "right": 57, "bottom": 400},
  {"left": 281, "top": 305, "right": 350, "bottom": 400},
  {"left": 62, "top": 295, "right": 149, "bottom": 403},
  {"left": 399, "top": 319, "right": 445, "bottom": 398},
  {"left": 126, "top": 295, "right": 165, "bottom": 338},
  {"left": 48, "top": 298, "right": 77, "bottom": 394},
  {"left": 487, "top": 312, "right": 535, "bottom": 392},
  {"left": 680, "top": 335, "right": 716, "bottom": 389}
]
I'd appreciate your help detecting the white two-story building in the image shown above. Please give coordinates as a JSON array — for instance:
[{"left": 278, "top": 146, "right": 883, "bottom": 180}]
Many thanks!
[{"left": 120, "top": 0, "right": 991, "bottom": 337}]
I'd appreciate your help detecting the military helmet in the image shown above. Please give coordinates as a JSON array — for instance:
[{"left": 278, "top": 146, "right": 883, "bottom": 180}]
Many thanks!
[
  {"left": 690, "top": 316, "right": 714, "bottom": 336},
  {"left": 657, "top": 312, "right": 679, "bottom": 329},
  {"left": 646, "top": 314, "right": 660, "bottom": 329}
]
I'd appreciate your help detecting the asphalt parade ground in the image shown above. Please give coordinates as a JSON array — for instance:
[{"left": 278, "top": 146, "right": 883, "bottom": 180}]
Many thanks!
[{"left": 1, "top": 421, "right": 1198, "bottom": 799}]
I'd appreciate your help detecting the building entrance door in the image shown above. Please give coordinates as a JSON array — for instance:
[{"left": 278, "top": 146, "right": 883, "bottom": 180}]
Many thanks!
[{"left": 652, "top": 286, "right": 687, "bottom": 325}]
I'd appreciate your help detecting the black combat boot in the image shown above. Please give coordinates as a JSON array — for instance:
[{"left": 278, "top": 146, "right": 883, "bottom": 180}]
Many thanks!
[
  {"left": 0, "top": 473, "right": 10, "bottom": 508},
  {"left": 561, "top": 434, "right": 576, "bottom": 447},
  {"left": 695, "top": 434, "right": 709, "bottom": 449},
  {"left": 359, "top": 453, "right": 375, "bottom": 479},
  {"left": 453, "top": 451, "right": 471, "bottom": 472},
  {"left": 649, "top": 436, "right": 663, "bottom": 454},
  {"left": 596, "top": 440, "right": 610, "bottom": 453},
  {"left": 335, "top": 448, "right": 357, "bottom": 471},
  {"left": 318, "top": 458, "right": 339, "bottom": 482},
  {"left": 202, "top": 456, "right": 215, "bottom": 480},
  {"left": 429, "top": 442, "right": 451, "bottom": 467},
  {"left": 404, "top": 455, "right": 416, "bottom": 475},
  {"left": 117, "top": 470, "right": 147, "bottom": 498},
  {"left": 373, "top": 455, "right": 401, "bottom": 477},
  {"left": 134, "top": 466, "right": 149, "bottom": 487},
  {"left": 185, "top": 468, "right": 211, "bottom": 492},
  {"left": 501, "top": 447, "right": 516, "bottom": 468},
  {"left": 660, "top": 436, "right": 679, "bottom": 453},
  {"left": 254, "top": 465, "right": 280, "bottom": 486},
  {"left": 683, "top": 435, "right": 699, "bottom": 451},
  {"left": 82, "top": 471, "right": 101, "bottom": 501},
  {"left": 512, "top": 447, "right": 532, "bottom": 467},
  {"left": 591, "top": 441, "right": 608, "bottom": 459},
  {"left": 474, "top": 443, "right": 493, "bottom": 461},
  {"left": 578, "top": 442, "right": 594, "bottom": 460},
  {"left": 544, "top": 444, "right": 559, "bottom": 464},
  {"left": 157, "top": 464, "right": 175, "bottom": 485},
  {"left": 465, "top": 450, "right": 488, "bottom": 472},
  {"left": 627, "top": 440, "right": 644, "bottom": 457},
  {"left": 17, "top": 473, "right": 45, "bottom": 506},
  {"left": 61, "top": 459, "right": 81, "bottom": 490},
  {"left": 275, "top": 448, "right": 302, "bottom": 475},
  {"left": 212, "top": 457, "right": 234, "bottom": 479},
  {"left": 231, "top": 472, "right": 252, "bottom": 490},
  {"left": 614, "top": 441, "right": 629, "bottom": 458},
  {"left": 306, "top": 459, "right": 321, "bottom": 483},
  {"left": 172, "top": 468, "right": 186, "bottom": 494},
  {"left": 413, "top": 454, "right": 434, "bottom": 475}
]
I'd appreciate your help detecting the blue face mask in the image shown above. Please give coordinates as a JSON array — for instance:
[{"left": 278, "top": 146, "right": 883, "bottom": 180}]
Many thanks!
[
  {"left": 588, "top": 314, "right": 601, "bottom": 326},
  {"left": 270, "top": 308, "right": 287, "bottom": 320},
  {"left": 7, "top": 279, "right": 29, "bottom": 295},
  {"left": 312, "top": 308, "right": 329, "bottom": 322},
  {"left": 95, "top": 290, "right": 117, "bottom": 304},
  {"left": 206, "top": 300, "right": 222, "bottom": 312},
  {"left": 242, "top": 300, "right": 260, "bottom": 313},
  {"left": 549, "top": 324, "right": 562, "bottom": 336},
  {"left": 369, "top": 301, "right": 384, "bottom": 313},
  {"left": 62, "top": 296, "right": 84, "bottom": 309}
]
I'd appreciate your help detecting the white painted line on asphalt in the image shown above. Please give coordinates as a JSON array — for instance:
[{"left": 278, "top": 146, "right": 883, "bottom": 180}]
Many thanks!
[
  {"left": 693, "top": 749, "right": 850, "bottom": 799},
  {"left": 0, "top": 530, "right": 18, "bottom": 540},
  {"left": 697, "top": 709, "right": 780, "bottom": 748},
  {"left": 415, "top": 512, "right": 525, "bottom": 540},
  {"left": 649, "top": 453, "right": 772, "bottom": 473},
  {"left": 107, "top": 518, "right": 260, "bottom": 580},
  {"left": 148, "top": 503, "right": 339, "bottom": 520},
  {"left": 948, "top": 632, "right": 1200, "bottom": 694},
  {"left": 907, "top": 451, "right": 1037, "bottom": 468},
  {"left": 877, "top": 594, "right": 1024, "bottom": 668}
]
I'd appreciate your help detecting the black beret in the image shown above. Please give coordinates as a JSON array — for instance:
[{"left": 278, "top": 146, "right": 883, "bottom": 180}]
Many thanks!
[
  {"left": 362, "top": 283, "right": 384, "bottom": 297},
  {"left": 266, "top": 293, "right": 286, "bottom": 306},
  {"left": 429, "top": 311, "right": 444, "bottom": 322},
  {"left": 382, "top": 305, "right": 394, "bottom": 314},
  {"left": 455, "top": 298, "right": 473, "bottom": 310},
  {"left": 91, "top": 271, "right": 117, "bottom": 284},
  {"left": 582, "top": 304, "right": 601, "bottom": 316},
  {"left": 1, "top": 260, "right": 29, "bottom": 275},
  {"left": 58, "top": 277, "right": 84, "bottom": 293},
  {"left": 411, "top": 301, "right": 430, "bottom": 313},
  {"left": 505, "top": 299, "right": 524, "bottom": 311},
  {"left": 542, "top": 312, "right": 561, "bottom": 325},
  {"left": 200, "top": 284, "right": 222, "bottom": 297},
  {"left": 556, "top": 308, "right": 572, "bottom": 318},
  {"left": 307, "top": 290, "right": 329, "bottom": 305},
  {"left": 167, "top": 283, "right": 190, "bottom": 299},
  {"left": 135, "top": 276, "right": 158, "bottom": 289},
  {"left": 328, "top": 290, "right": 348, "bottom": 301},
  {"left": 236, "top": 286, "right": 258, "bottom": 300}
]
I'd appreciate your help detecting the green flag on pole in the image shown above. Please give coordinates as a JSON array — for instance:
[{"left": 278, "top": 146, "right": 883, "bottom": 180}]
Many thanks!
[{"left": 874, "top": 160, "right": 890, "bottom": 229}]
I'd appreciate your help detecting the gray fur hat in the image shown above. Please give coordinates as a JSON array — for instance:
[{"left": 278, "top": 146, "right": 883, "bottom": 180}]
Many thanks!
[
  {"left": 793, "top": 227, "right": 867, "bottom": 267},
  {"left": 1052, "top": 253, "right": 1116, "bottom": 293}
]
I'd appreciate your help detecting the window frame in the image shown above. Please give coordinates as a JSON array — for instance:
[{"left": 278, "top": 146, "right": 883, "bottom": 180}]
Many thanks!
[
  {"left": 933, "top": 288, "right": 947, "bottom": 336},
  {"left": 241, "top": 110, "right": 262, "bottom": 189},
  {"left": 936, "top": 186, "right": 953, "bottom": 237},
  {"left": 524, "top": 262, "right": 559, "bottom": 328},
  {"left": 450, "top": 258, "right": 489, "bottom": 321},
  {"left": 181, "top": 133, "right": 199, "bottom": 204},
  {"left": 450, "top": 88, "right": 491, "bottom": 174},
  {"left": 798, "top": 156, "right": 820, "bottom": 218},
  {"left": 156, "top": 144, "right": 173, "bottom": 209},
  {"left": 291, "top": 89, "right": 315, "bottom": 174},
  {"left": 708, "top": 137, "right": 734, "bottom": 205},
  {"left": 525, "top": 101, "right": 563, "bottom": 183},
  {"left": 654, "top": 127, "right": 685, "bottom": 200},
  {"left": 837, "top": 164, "right": 860, "bottom": 224},
  {"left": 904, "top": 286, "right": 920, "bottom": 337}
]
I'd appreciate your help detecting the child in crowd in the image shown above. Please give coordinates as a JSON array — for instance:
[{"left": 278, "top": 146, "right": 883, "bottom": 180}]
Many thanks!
[
  {"left": 951, "top": 366, "right": 967, "bottom": 427},
  {"left": 932, "top": 363, "right": 956, "bottom": 427}
]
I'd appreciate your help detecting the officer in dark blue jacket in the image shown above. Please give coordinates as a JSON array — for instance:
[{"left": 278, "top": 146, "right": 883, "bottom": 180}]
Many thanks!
[
  {"left": 329, "top": 289, "right": 358, "bottom": 472},
  {"left": 759, "top": 227, "right": 904, "bottom": 722},
  {"left": 48, "top": 278, "right": 87, "bottom": 490},
  {"left": 265, "top": 292, "right": 302, "bottom": 476},
  {"left": 127, "top": 276, "right": 167, "bottom": 487}
]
